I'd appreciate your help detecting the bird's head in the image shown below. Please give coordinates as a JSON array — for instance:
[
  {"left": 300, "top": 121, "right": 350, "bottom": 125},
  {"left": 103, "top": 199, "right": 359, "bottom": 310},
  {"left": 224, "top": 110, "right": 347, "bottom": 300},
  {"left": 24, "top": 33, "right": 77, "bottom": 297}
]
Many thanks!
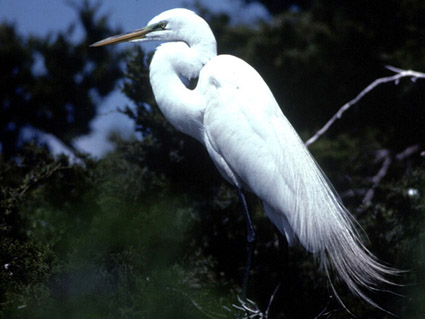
[{"left": 90, "top": 8, "right": 216, "bottom": 49}]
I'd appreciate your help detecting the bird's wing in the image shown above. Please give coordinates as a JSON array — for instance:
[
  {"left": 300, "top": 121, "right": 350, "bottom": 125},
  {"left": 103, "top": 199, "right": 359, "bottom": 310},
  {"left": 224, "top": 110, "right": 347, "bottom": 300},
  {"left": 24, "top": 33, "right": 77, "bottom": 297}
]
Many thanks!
[
  {"left": 199, "top": 55, "right": 350, "bottom": 251},
  {"left": 199, "top": 56, "right": 396, "bottom": 309}
]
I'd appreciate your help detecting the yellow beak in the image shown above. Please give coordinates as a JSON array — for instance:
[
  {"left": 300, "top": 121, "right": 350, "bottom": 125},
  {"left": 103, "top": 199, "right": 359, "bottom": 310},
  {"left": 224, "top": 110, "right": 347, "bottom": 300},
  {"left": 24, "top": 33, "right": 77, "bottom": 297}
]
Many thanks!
[{"left": 90, "top": 27, "right": 150, "bottom": 47}]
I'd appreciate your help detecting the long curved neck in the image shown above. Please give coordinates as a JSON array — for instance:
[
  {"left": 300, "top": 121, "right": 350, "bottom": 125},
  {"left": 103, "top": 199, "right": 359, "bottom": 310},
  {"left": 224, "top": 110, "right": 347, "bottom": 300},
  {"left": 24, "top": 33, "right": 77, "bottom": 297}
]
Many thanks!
[{"left": 149, "top": 41, "right": 216, "bottom": 142}]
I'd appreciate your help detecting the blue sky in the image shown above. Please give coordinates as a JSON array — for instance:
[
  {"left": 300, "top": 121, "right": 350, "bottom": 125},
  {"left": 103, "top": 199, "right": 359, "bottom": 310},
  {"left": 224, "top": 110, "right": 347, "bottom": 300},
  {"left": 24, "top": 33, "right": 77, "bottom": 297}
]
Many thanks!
[{"left": 0, "top": 0, "right": 268, "bottom": 157}]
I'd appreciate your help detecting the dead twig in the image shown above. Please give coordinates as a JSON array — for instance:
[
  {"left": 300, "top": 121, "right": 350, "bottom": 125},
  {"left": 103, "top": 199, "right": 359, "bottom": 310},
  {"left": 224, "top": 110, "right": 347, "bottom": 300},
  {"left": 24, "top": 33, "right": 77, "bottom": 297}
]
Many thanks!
[
  {"left": 231, "top": 283, "right": 281, "bottom": 319},
  {"left": 232, "top": 296, "right": 263, "bottom": 319},
  {"left": 305, "top": 67, "right": 425, "bottom": 147},
  {"left": 363, "top": 144, "right": 421, "bottom": 204},
  {"left": 264, "top": 282, "right": 281, "bottom": 319}
]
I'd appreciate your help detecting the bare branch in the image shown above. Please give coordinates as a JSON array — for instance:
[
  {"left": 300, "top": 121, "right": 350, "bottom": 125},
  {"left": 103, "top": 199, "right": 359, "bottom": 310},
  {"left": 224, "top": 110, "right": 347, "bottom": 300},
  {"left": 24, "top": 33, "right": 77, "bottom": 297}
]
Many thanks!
[
  {"left": 305, "top": 67, "right": 425, "bottom": 147},
  {"left": 395, "top": 144, "right": 420, "bottom": 161},
  {"left": 264, "top": 282, "right": 281, "bottom": 319},
  {"left": 313, "top": 296, "right": 339, "bottom": 319},
  {"left": 363, "top": 149, "right": 392, "bottom": 205},
  {"left": 363, "top": 144, "right": 421, "bottom": 204},
  {"left": 230, "top": 283, "right": 282, "bottom": 319},
  {"left": 232, "top": 296, "right": 263, "bottom": 319}
]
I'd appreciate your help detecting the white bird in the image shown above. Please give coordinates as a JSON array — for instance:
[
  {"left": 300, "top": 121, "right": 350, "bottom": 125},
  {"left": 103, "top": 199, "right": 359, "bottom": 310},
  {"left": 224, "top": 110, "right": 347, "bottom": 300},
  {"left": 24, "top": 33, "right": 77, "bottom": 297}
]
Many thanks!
[{"left": 91, "top": 8, "right": 396, "bottom": 309}]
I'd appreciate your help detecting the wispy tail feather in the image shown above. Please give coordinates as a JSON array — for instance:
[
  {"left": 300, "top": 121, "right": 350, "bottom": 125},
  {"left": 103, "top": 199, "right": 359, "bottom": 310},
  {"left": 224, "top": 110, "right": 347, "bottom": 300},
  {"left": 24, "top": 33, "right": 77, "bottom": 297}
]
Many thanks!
[
  {"left": 311, "top": 161, "right": 398, "bottom": 309},
  {"left": 317, "top": 207, "right": 398, "bottom": 310},
  {"left": 266, "top": 126, "right": 400, "bottom": 310}
]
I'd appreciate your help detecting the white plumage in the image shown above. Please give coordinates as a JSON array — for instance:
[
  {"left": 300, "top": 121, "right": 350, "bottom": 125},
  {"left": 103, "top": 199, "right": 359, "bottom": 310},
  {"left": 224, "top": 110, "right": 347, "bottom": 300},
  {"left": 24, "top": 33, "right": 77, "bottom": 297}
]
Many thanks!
[{"left": 91, "top": 8, "right": 396, "bottom": 309}]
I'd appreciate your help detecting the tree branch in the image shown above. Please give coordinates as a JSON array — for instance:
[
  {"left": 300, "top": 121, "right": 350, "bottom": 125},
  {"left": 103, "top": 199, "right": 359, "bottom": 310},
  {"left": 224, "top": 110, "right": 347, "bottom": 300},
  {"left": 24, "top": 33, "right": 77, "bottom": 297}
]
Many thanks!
[
  {"left": 231, "top": 283, "right": 281, "bottom": 319},
  {"left": 264, "top": 282, "right": 281, "bottom": 319},
  {"left": 362, "top": 144, "right": 421, "bottom": 204},
  {"left": 305, "top": 67, "right": 425, "bottom": 147},
  {"left": 362, "top": 149, "right": 392, "bottom": 205}
]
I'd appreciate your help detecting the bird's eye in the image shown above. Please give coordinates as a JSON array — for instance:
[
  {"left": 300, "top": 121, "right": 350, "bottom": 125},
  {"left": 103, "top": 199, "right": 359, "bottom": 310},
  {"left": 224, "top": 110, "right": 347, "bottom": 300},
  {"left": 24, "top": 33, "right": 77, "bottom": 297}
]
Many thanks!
[{"left": 159, "top": 22, "right": 167, "bottom": 30}]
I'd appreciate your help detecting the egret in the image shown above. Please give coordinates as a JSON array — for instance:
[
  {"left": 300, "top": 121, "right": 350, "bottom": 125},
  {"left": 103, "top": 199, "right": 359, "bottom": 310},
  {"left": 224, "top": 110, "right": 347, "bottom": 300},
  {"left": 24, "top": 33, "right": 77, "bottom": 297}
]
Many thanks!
[{"left": 91, "top": 8, "right": 396, "bottom": 309}]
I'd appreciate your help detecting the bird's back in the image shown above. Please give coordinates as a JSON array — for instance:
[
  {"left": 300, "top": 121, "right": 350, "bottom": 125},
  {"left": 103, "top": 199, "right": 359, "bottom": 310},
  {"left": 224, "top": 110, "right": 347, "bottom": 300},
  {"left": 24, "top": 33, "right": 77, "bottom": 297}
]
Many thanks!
[
  {"left": 199, "top": 54, "right": 322, "bottom": 248},
  {"left": 198, "top": 55, "right": 395, "bottom": 308}
]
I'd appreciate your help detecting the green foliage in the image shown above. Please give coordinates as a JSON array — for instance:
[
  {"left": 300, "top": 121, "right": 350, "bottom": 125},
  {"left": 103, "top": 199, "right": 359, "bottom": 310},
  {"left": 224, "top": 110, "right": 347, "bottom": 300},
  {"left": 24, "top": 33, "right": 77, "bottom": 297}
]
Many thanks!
[
  {"left": 0, "top": 1, "right": 124, "bottom": 158},
  {"left": 0, "top": 145, "right": 235, "bottom": 318},
  {"left": 2, "top": 143, "right": 422, "bottom": 318}
]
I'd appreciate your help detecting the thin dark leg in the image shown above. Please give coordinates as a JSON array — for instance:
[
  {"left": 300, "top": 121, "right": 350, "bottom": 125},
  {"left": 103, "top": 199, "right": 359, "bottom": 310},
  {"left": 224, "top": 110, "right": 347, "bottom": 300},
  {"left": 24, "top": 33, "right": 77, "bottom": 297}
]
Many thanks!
[
  {"left": 237, "top": 188, "right": 256, "bottom": 300},
  {"left": 241, "top": 241, "right": 255, "bottom": 300},
  {"left": 237, "top": 188, "right": 256, "bottom": 244}
]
